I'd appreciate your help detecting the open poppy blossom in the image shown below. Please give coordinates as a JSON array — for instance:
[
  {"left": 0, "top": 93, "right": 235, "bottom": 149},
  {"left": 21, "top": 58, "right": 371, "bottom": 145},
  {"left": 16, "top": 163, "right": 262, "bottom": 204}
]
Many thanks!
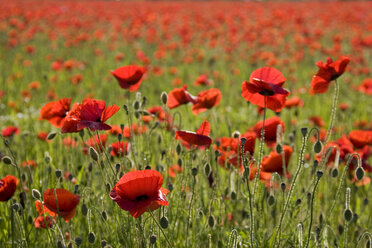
[
  {"left": 1, "top": 126, "right": 19, "bottom": 137},
  {"left": 310, "top": 56, "right": 350, "bottom": 94},
  {"left": 35, "top": 200, "right": 57, "bottom": 217},
  {"left": 241, "top": 67, "right": 289, "bottom": 112},
  {"left": 285, "top": 96, "right": 304, "bottom": 109},
  {"left": 0, "top": 175, "right": 18, "bottom": 202},
  {"left": 175, "top": 121, "right": 212, "bottom": 147},
  {"left": 61, "top": 98, "right": 119, "bottom": 133},
  {"left": 167, "top": 85, "right": 197, "bottom": 109},
  {"left": 43, "top": 188, "right": 80, "bottom": 222},
  {"left": 253, "top": 116, "right": 285, "bottom": 148},
  {"left": 39, "top": 98, "right": 71, "bottom": 128},
  {"left": 110, "top": 65, "right": 146, "bottom": 92},
  {"left": 109, "top": 141, "right": 130, "bottom": 157},
  {"left": 110, "top": 170, "right": 169, "bottom": 218},
  {"left": 191, "top": 88, "right": 222, "bottom": 115},
  {"left": 261, "top": 145, "right": 293, "bottom": 174}
]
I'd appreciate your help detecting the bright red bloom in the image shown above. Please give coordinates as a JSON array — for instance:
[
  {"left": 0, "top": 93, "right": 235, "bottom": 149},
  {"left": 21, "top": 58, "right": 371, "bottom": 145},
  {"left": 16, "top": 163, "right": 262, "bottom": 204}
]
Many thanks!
[
  {"left": 167, "top": 85, "right": 197, "bottom": 109},
  {"left": 1, "top": 126, "right": 19, "bottom": 137},
  {"left": 34, "top": 216, "right": 55, "bottom": 229},
  {"left": 253, "top": 116, "right": 285, "bottom": 148},
  {"left": 110, "top": 141, "right": 130, "bottom": 157},
  {"left": 348, "top": 130, "right": 372, "bottom": 148},
  {"left": 43, "top": 189, "right": 80, "bottom": 222},
  {"left": 61, "top": 98, "right": 119, "bottom": 133},
  {"left": 39, "top": 98, "right": 71, "bottom": 128},
  {"left": 285, "top": 96, "right": 304, "bottom": 109},
  {"left": 261, "top": 145, "right": 293, "bottom": 175},
  {"left": 110, "top": 65, "right": 146, "bottom": 92},
  {"left": 84, "top": 134, "right": 107, "bottom": 153},
  {"left": 110, "top": 170, "right": 169, "bottom": 218},
  {"left": 175, "top": 121, "right": 212, "bottom": 147},
  {"left": 241, "top": 67, "right": 289, "bottom": 112},
  {"left": 35, "top": 200, "right": 57, "bottom": 217},
  {"left": 358, "top": 78, "right": 372, "bottom": 95},
  {"left": 192, "top": 88, "right": 222, "bottom": 115},
  {"left": 309, "top": 116, "right": 325, "bottom": 127},
  {"left": 0, "top": 175, "right": 18, "bottom": 201},
  {"left": 168, "top": 164, "right": 183, "bottom": 179},
  {"left": 142, "top": 106, "right": 166, "bottom": 123},
  {"left": 310, "top": 56, "right": 350, "bottom": 94},
  {"left": 37, "top": 131, "right": 48, "bottom": 141}
]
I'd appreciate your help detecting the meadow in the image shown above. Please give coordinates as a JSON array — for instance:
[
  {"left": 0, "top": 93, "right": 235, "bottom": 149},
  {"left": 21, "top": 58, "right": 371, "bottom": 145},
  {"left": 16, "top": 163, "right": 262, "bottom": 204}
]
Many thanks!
[{"left": 1, "top": 1, "right": 372, "bottom": 247}]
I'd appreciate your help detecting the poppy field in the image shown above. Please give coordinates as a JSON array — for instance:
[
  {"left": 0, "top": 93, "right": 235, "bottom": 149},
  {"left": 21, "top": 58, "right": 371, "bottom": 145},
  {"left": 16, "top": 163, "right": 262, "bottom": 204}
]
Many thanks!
[{"left": 1, "top": 1, "right": 372, "bottom": 247}]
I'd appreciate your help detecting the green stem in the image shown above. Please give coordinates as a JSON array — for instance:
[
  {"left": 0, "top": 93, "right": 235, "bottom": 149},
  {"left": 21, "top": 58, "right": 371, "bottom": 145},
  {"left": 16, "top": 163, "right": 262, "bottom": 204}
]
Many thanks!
[
  {"left": 148, "top": 210, "right": 172, "bottom": 247},
  {"left": 304, "top": 176, "right": 321, "bottom": 248}
]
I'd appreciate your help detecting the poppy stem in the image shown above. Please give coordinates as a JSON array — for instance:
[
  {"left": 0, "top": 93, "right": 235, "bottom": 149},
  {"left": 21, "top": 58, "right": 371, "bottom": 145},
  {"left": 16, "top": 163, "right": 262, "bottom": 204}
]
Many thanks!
[
  {"left": 304, "top": 175, "right": 321, "bottom": 248},
  {"left": 148, "top": 209, "right": 173, "bottom": 247},
  {"left": 95, "top": 130, "right": 116, "bottom": 184}
]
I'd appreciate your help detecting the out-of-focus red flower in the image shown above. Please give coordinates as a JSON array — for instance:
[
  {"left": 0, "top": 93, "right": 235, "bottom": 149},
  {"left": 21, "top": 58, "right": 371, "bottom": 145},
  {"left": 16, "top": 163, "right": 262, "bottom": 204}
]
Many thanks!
[
  {"left": 192, "top": 88, "right": 222, "bottom": 115},
  {"left": 110, "top": 65, "right": 146, "bottom": 92},
  {"left": 167, "top": 85, "right": 197, "bottom": 109},
  {"left": 21, "top": 160, "right": 37, "bottom": 168},
  {"left": 37, "top": 131, "right": 48, "bottom": 141},
  {"left": 309, "top": 116, "right": 325, "bottom": 127},
  {"left": 110, "top": 170, "right": 169, "bottom": 218},
  {"left": 176, "top": 121, "right": 212, "bottom": 147},
  {"left": 0, "top": 175, "right": 18, "bottom": 202},
  {"left": 194, "top": 74, "right": 213, "bottom": 86},
  {"left": 310, "top": 56, "right": 350, "bottom": 94},
  {"left": 43, "top": 189, "right": 80, "bottom": 223},
  {"left": 1, "top": 126, "right": 19, "bottom": 137},
  {"left": 61, "top": 98, "right": 119, "bottom": 133},
  {"left": 253, "top": 116, "right": 285, "bottom": 148},
  {"left": 285, "top": 96, "right": 304, "bottom": 109},
  {"left": 168, "top": 164, "right": 183, "bottom": 178},
  {"left": 348, "top": 130, "right": 372, "bottom": 148},
  {"left": 110, "top": 141, "right": 130, "bottom": 157},
  {"left": 241, "top": 67, "right": 289, "bottom": 112},
  {"left": 39, "top": 98, "right": 71, "bottom": 128},
  {"left": 358, "top": 78, "right": 372, "bottom": 95},
  {"left": 34, "top": 216, "right": 55, "bottom": 229},
  {"left": 261, "top": 145, "right": 293, "bottom": 175},
  {"left": 84, "top": 134, "right": 107, "bottom": 152}
]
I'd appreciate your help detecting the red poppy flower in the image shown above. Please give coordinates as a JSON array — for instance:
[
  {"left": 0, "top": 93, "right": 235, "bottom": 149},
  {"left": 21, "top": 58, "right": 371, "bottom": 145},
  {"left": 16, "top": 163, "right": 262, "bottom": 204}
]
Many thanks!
[
  {"left": 43, "top": 189, "right": 80, "bottom": 222},
  {"left": 194, "top": 74, "right": 213, "bottom": 86},
  {"left": 37, "top": 132, "right": 48, "bottom": 141},
  {"left": 142, "top": 106, "right": 166, "bottom": 123},
  {"left": 253, "top": 116, "right": 285, "bottom": 148},
  {"left": 168, "top": 164, "right": 183, "bottom": 178},
  {"left": 348, "top": 130, "right": 372, "bottom": 148},
  {"left": 192, "top": 88, "right": 222, "bottom": 115},
  {"left": 84, "top": 134, "right": 107, "bottom": 153},
  {"left": 241, "top": 67, "right": 289, "bottom": 112},
  {"left": 35, "top": 200, "right": 57, "bottom": 217},
  {"left": 261, "top": 145, "right": 293, "bottom": 174},
  {"left": 61, "top": 98, "right": 119, "bottom": 133},
  {"left": 34, "top": 216, "right": 55, "bottom": 229},
  {"left": 308, "top": 116, "right": 325, "bottom": 127},
  {"left": 110, "top": 65, "right": 146, "bottom": 92},
  {"left": 21, "top": 160, "right": 37, "bottom": 168},
  {"left": 109, "top": 141, "right": 130, "bottom": 157},
  {"left": 175, "top": 121, "right": 212, "bottom": 147},
  {"left": 1, "top": 126, "right": 19, "bottom": 137},
  {"left": 110, "top": 170, "right": 169, "bottom": 218},
  {"left": 0, "top": 175, "right": 18, "bottom": 202},
  {"left": 310, "top": 56, "right": 350, "bottom": 94},
  {"left": 285, "top": 96, "right": 304, "bottom": 109},
  {"left": 39, "top": 98, "right": 71, "bottom": 128},
  {"left": 358, "top": 78, "right": 372, "bottom": 95},
  {"left": 167, "top": 85, "right": 197, "bottom": 109}
]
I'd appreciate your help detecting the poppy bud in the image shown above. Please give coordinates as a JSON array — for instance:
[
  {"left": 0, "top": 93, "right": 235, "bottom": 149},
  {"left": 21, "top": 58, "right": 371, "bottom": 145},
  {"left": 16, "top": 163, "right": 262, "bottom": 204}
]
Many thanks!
[
  {"left": 87, "top": 232, "right": 96, "bottom": 244},
  {"left": 106, "top": 183, "right": 111, "bottom": 193},
  {"left": 314, "top": 141, "right": 322, "bottom": 154},
  {"left": 295, "top": 198, "right": 302, "bottom": 206},
  {"left": 89, "top": 147, "right": 99, "bottom": 162},
  {"left": 75, "top": 237, "right": 83, "bottom": 247},
  {"left": 32, "top": 189, "right": 41, "bottom": 200},
  {"left": 160, "top": 216, "right": 169, "bottom": 229},
  {"left": 67, "top": 243, "right": 72, "bottom": 248},
  {"left": 355, "top": 167, "right": 365, "bottom": 181},
  {"left": 12, "top": 203, "right": 19, "bottom": 211},
  {"left": 208, "top": 215, "right": 215, "bottom": 228},
  {"left": 47, "top": 132, "right": 57, "bottom": 140},
  {"left": 232, "top": 131, "right": 240, "bottom": 138},
  {"left": 2, "top": 156, "right": 13, "bottom": 165},
  {"left": 57, "top": 241, "right": 64, "bottom": 248},
  {"left": 101, "top": 211, "right": 108, "bottom": 221},
  {"left": 133, "top": 100, "right": 140, "bottom": 110},
  {"left": 280, "top": 182, "right": 286, "bottom": 192},
  {"left": 191, "top": 167, "right": 198, "bottom": 176},
  {"left": 142, "top": 96, "right": 147, "bottom": 106},
  {"left": 176, "top": 143, "right": 182, "bottom": 155},
  {"left": 231, "top": 191, "right": 237, "bottom": 200},
  {"left": 338, "top": 225, "right": 344, "bottom": 235},
  {"left": 115, "top": 163, "right": 121, "bottom": 172},
  {"left": 117, "top": 134, "right": 122, "bottom": 141},
  {"left": 123, "top": 105, "right": 129, "bottom": 115},
  {"left": 167, "top": 183, "right": 174, "bottom": 192},
  {"left": 145, "top": 165, "right": 152, "bottom": 170},
  {"left": 44, "top": 152, "right": 52, "bottom": 164},
  {"left": 161, "top": 92, "right": 168, "bottom": 105},
  {"left": 316, "top": 170, "right": 323, "bottom": 179},
  {"left": 301, "top": 127, "right": 308, "bottom": 137},
  {"left": 276, "top": 144, "right": 282, "bottom": 154},
  {"left": 150, "top": 234, "right": 157, "bottom": 244},
  {"left": 101, "top": 240, "right": 107, "bottom": 248},
  {"left": 344, "top": 209, "right": 353, "bottom": 222},
  {"left": 177, "top": 158, "right": 183, "bottom": 167},
  {"left": 55, "top": 169, "right": 62, "bottom": 178},
  {"left": 21, "top": 173, "right": 27, "bottom": 182},
  {"left": 267, "top": 194, "right": 276, "bottom": 206},
  {"left": 134, "top": 111, "right": 140, "bottom": 119},
  {"left": 204, "top": 163, "right": 211, "bottom": 177},
  {"left": 81, "top": 203, "right": 88, "bottom": 216},
  {"left": 331, "top": 168, "right": 339, "bottom": 178},
  {"left": 79, "top": 129, "right": 84, "bottom": 139}
]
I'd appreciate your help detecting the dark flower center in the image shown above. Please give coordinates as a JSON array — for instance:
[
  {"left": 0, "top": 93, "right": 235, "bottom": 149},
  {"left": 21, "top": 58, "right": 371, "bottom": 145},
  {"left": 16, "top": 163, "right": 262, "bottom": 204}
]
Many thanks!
[
  {"left": 259, "top": 89, "right": 275, "bottom": 96},
  {"left": 136, "top": 195, "right": 149, "bottom": 201}
]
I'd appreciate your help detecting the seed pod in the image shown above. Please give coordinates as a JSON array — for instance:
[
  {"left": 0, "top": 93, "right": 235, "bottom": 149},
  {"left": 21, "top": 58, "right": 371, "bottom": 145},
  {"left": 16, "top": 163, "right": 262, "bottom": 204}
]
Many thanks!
[
  {"left": 276, "top": 144, "right": 282, "bottom": 154},
  {"left": 232, "top": 131, "right": 240, "bottom": 138},
  {"left": 32, "top": 189, "right": 41, "bottom": 200},
  {"left": 55, "top": 169, "right": 62, "bottom": 178},
  {"left": 191, "top": 167, "right": 198, "bottom": 176},
  {"left": 344, "top": 209, "right": 353, "bottom": 222},
  {"left": 161, "top": 92, "right": 168, "bottom": 105},
  {"left": 101, "top": 211, "right": 108, "bottom": 221},
  {"left": 2, "top": 156, "right": 13, "bottom": 165},
  {"left": 150, "top": 234, "right": 157, "bottom": 244},
  {"left": 160, "top": 216, "right": 169, "bottom": 229},
  {"left": 89, "top": 147, "right": 99, "bottom": 162},
  {"left": 355, "top": 167, "right": 365, "bottom": 181},
  {"left": 47, "top": 132, "right": 57, "bottom": 140},
  {"left": 331, "top": 168, "right": 339, "bottom": 178},
  {"left": 204, "top": 163, "right": 211, "bottom": 177},
  {"left": 208, "top": 215, "right": 215, "bottom": 228},
  {"left": 314, "top": 141, "right": 322, "bottom": 154},
  {"left": 176, "top": 143, "right": 182, "bottom": 155},
  {"left": 267, "top": 194, "right": 276, "bottom": 206},
  {"left": 75, "top": 237, "right": 83, "bottom": 246},
  {"left": 81, "top": 203, "right": 88, "bottom": 216},
  {"left": 87, "top": 232, "right": 96, "bottom": 244},
  {"left": 280, "top": 182, "right": 286, "bottom": 192},
  {"left": 133, "top": 100, "right": 140, "bottom": 110}
]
